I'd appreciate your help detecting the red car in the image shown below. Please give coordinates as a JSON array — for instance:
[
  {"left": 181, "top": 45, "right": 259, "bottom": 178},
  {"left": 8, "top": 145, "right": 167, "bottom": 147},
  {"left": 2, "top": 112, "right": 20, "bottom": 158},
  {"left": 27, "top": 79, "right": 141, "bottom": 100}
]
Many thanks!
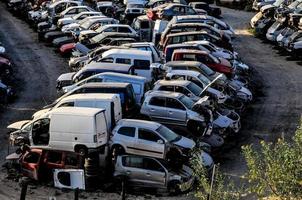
[
  {"left": 59, "top": 42, "right": 76, "bottom": 56},
  {"left": 20, "top": 149, "right": 83, "bottom": 181},
  {"left": 171, "top": 49, "right": 234, "bottom": 76}
]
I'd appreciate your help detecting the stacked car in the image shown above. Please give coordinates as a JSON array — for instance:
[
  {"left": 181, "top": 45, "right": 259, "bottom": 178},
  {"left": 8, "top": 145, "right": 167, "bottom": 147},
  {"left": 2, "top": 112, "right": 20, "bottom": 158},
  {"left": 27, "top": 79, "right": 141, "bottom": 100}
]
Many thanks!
[
  {"left": 251, "top": 0, "right": 302, "bottom": 58},
  {"left": 4, "top": 0, "right": 255, "bottom": 195}
]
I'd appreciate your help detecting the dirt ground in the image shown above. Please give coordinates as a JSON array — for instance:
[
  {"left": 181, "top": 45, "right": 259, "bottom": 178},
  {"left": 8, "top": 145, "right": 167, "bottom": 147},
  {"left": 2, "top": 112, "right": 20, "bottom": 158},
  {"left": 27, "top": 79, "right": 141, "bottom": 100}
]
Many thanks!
[{"left": 0, "top": 3, "right": 301, "bottom": 199}]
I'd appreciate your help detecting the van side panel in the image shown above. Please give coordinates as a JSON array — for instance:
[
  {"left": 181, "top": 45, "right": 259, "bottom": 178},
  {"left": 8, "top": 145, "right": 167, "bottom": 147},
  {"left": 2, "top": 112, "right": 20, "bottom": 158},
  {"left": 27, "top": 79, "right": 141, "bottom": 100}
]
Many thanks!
[{"left": 49, "top": 114, "right": 96, "bottom": 152}]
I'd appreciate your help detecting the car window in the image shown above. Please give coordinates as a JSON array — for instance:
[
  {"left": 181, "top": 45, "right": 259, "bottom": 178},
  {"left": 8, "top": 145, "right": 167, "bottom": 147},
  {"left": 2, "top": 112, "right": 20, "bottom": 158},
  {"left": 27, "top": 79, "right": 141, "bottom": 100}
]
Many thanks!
[
  {"left": 32, "top": 118, "right": 50, "bottom": 145},
  {"left": 171, "top": 75, "right": 185, "bottom": 80},
  {"left": 58, "top": 102, "right": 75, "bottom": 108},
  {"left": 149, "top": 97, "right": 165, "bottom": 107},
  {"left": 117, "top": 126, "right": 136, "bottom": 137},
  {"left": 23, "top": 152, "right": 40, "bottom": 163},
  {"left": 175, "top": 86, "right": 191, "bottom": 96},
  {"left": 101, "top": 57, "right": 114, "bottom": 63},
  {"left": 123, "top": 156, "right": 143, "bottom": 168},
  {"left": 116, "top": 58, "right": 131, "bottom": 64},
  {"left": 67, "top": 8, "right": 77, "bottom": 14},
  {"left": 143, "top": 158, "right": 165, "bottom": 172},
  {"left": 47, "top": 151, "right": 62, "bottom": 164},
  {"left": 78, "top": 8, "right": 88, "bottom": 13},
  {"left": 133, "top": 60, "right": 150, "bottom": 70},
  {"left": 86, "top": 77, "right": 103, "bottom": 83},
  {"left": 118, "top": 27, "right": 132, "bottom": 33},
  {"left": 186, "top": 7, "right": 196, "bottom": 15},
  {"left": 166, "top": 98, "right": 185, "bottom": 110},
  {"left": 138, "top": 129, "right": 161, "bottom": 142},
  {"left": 158, "top": 85, "right": 174, "bottom": 92},
  {"left": 103, "top": 27, "right": 118, "bottom": 32}
]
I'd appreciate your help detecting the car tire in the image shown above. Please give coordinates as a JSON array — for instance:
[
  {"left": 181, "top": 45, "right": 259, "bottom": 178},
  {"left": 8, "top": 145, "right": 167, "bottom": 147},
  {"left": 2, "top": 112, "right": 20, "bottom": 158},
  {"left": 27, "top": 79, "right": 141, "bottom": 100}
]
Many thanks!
[{"left": 75, "top": 145, "right": 88, "bottom": 157}]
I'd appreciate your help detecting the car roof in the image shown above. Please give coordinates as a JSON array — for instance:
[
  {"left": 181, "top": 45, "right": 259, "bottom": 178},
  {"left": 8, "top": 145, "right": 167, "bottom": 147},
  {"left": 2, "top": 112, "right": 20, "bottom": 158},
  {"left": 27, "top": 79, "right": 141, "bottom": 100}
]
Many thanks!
[
  {"left": 156, "top": 79, "right": 190, "bottom": 86},
  {"left": 79, "top": 82, "right": 131, "bottom": 89},
  {"left": 50, "top": 107, "right": 105, "bottom": 116},
  {"left": 165, "top": 61, "right": 204, "bottom": 67},
  {"left": 169, "top": 22, "right": 212, "bottom": 28},
  {"left": 166, "top": 31, "right": 209, "bottom": 37},
  {"left": 173, "top": 49, "right": 208, "bottom": 55},
  {"left": 168, "top": 69, "right": 201, "bottom": 76},
  {"left": 147, "top": 90, "right": 184, "bottom": 98},
  {"left": 82, "top": 62, "right": 132, "bottom": 71},
  {"left": 61, "top": 93, "right": 119, "bottom": 101},
  {"left": 49, "top": 0, "right": 80, "bottom": 8},
  {"left": 102, "top": 48, "right": 152, "bottom": 57},
  {"left": 117, "top": 119, "right": 161, "bottom": 130},
  {"left": 88, "top": 72, "right": 146, "bottom": 81},
  {"left": 184, "top": 40, "right": 211, "bottom": 45},
  {"left": 123, "top": 42, "right": 154, "bottom": 47}
]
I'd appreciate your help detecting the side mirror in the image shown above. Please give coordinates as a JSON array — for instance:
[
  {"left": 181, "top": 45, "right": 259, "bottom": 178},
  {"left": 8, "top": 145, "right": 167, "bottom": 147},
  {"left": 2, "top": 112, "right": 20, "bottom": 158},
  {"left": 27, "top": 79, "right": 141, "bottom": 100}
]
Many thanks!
[{"left": 157, "top": 139, "right": 164, "bottom": 144}]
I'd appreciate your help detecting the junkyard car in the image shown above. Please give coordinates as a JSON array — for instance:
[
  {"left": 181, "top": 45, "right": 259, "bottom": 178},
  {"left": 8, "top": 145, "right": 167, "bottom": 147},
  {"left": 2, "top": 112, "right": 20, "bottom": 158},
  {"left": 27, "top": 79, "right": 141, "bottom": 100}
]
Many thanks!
[{"left": 114, "top": 155, "right": 195, "bottom": 194}]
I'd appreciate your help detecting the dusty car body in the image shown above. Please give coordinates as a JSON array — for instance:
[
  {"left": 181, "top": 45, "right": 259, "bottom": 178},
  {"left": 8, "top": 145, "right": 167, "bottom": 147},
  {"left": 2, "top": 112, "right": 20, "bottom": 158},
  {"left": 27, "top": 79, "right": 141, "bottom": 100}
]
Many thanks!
[
  {"left": 114, "top": 155, "right": 195, "bottom": 193},
  {"left": 19, "top": 148, "right": 83, "bottom": 181}
]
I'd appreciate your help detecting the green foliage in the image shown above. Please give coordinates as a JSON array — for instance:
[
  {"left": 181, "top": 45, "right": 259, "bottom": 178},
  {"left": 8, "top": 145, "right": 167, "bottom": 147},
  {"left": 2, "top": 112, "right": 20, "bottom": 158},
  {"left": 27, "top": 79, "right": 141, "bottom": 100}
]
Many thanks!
[
  {"left": 242, "top": 124, "right": 302, "bottom": 199},
  {"left": 190, "top": 150, "right": 243, "bottom": 200}
]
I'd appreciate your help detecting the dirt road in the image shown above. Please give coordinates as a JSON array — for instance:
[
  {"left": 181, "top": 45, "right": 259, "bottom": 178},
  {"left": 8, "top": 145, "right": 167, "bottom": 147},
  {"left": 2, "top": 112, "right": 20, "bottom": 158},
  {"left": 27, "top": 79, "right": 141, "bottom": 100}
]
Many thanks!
[{"left": 0, "top": 4, "right": 301, "bottom": 199}]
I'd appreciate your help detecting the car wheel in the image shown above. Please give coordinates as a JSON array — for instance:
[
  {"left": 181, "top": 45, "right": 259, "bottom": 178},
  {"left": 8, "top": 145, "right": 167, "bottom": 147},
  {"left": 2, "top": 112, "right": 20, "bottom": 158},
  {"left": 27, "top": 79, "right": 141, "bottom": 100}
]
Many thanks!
[{"left": 75, "top": 145, "right": 88, "bottom": 157}]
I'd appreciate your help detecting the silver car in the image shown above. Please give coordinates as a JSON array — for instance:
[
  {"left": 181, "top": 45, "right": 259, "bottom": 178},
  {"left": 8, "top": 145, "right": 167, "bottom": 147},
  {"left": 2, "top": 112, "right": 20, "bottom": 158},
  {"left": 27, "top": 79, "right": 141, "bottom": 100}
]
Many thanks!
[
  {"left": 140, "top": 91, "right": 224, "bottom": 148},
  {"left": 110, "top": 119, "right": 214, "bottom": 168},
  {"left": 152, "top": 80, "right": 241, "bottom": 133},
  {"left": 114, "top": 155, "right": 195, "bottom": 194}
]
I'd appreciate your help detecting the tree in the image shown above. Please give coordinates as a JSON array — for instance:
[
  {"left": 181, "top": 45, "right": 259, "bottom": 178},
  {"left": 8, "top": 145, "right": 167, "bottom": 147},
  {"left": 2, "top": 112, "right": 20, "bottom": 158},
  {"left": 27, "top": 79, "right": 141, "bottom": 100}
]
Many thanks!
[
  {"left": 242, "top": 124, "right": 302, "bottom": 199},
  {"left": 190, "top": 150, "right": 243, "bottom": 200}
]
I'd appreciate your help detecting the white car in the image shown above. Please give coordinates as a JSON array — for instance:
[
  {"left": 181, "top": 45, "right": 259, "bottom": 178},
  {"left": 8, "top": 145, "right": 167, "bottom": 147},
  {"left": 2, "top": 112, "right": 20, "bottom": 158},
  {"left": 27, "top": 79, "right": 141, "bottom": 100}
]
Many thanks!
[
  {"left": 57, "top": 11, "right": 103, "bottom": 27},
  {"left": 110, "top": 119, "right": 214, "bottom": 168}
]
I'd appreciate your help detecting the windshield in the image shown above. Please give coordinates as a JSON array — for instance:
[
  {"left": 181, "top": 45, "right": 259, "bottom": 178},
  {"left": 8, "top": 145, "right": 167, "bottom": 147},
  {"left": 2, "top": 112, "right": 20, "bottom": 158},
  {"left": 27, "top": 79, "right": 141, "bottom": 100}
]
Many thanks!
[
  {"left": 156, "top": 125, "right": 181, "bottom": 142},
  {"left": 90, "top": 33, "right": 104, "bottom": 43},
  {"left": 80, "top": 20, "right": 92, "bottom": 30},
  {"left": 187, "top": 82, "right": 203, "bottom": 96},
  {"left": 273, "top": 0, "right": 284, "bottom": 7},
  {"left": 200, "top": 64, "right": 215, "bottom": 76},
  {"left": 288, "top": 0, "right": 301, "bottom": 9},
  {"left": 179, "top": 95, "right": 195, "bottom": 110},
  {"left": 73, "top": 13, "right": 82, "bottom": 20},
  {"left": 208, "top": 54, "right": 220, "bottom": 63},
  {"left": 198, "top": 74, "right": 211, "bottom": 85}
]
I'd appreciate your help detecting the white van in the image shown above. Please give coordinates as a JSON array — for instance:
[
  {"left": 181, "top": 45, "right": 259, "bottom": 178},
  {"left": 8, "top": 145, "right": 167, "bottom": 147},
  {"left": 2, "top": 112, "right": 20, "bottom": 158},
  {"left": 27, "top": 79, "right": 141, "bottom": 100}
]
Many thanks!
[
  {"left": 97, "top": 49, "right": 154, "bottom": 81},
  {"left": 62, "top": 72, "right": 149, "bottom": 104},
  {"left": 29, "top": 107, "right": 109, "bottom": 155},
  {"left": 32, "top": 93, "right": 122, "bottom": 130}
]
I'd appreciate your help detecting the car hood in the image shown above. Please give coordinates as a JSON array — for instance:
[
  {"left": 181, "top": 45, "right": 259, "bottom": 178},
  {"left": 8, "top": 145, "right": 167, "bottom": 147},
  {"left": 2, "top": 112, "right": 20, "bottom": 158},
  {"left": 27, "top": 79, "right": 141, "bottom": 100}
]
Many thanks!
[
  {"left": 219, "top": 58, "right": 232, "bottom": 68},
  {"left": 62, "top": 23, "right": 80, "bottom": 32},
  {"left": 57, "top": 72, "right": 76, "bottom": 82},
  {"left": 7, "top": 120, "right": 31, "bottom": 130},
  {"left": 213, "top": 114, "right": 232, "bottom": 128},
  {"left": 59, "top": 17, "right": 73, "bottom": 24},
  {"left": 239, "top": 85, "right": 252, "bottom": 96},
  {"left": 0, "top": 56, "right": 10, "bottom": 65},
  {"left": 173, "top": 136, "right": 195, "bottom": 149},
  {"left": 32, "top": 108, "right": 51, "bottom": 120}
]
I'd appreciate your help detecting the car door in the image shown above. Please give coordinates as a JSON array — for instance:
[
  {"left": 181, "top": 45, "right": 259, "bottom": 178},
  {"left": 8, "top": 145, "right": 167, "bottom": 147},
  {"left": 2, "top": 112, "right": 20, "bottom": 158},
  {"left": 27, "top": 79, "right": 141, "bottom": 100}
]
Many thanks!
[
  {"left": 165, "top": 97, "right": 187, "bottom": 126},
  {"left": 21, "top": 151, "right": 41, "bottom": 181},
  {"left": 113, "top": 126, "right": 137, "bottom": 154},
  {"left": 136, "top": 128, "right": 165, "bottom": 158},
  {"left": 142, "top": 158, "right": 166, "bottom": 188},
  {"left": 121, "top": 156, "right": 147, "bottom": 186},
  {"left": 146, "top": 96, "right": 167, "bottom": 122}
]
